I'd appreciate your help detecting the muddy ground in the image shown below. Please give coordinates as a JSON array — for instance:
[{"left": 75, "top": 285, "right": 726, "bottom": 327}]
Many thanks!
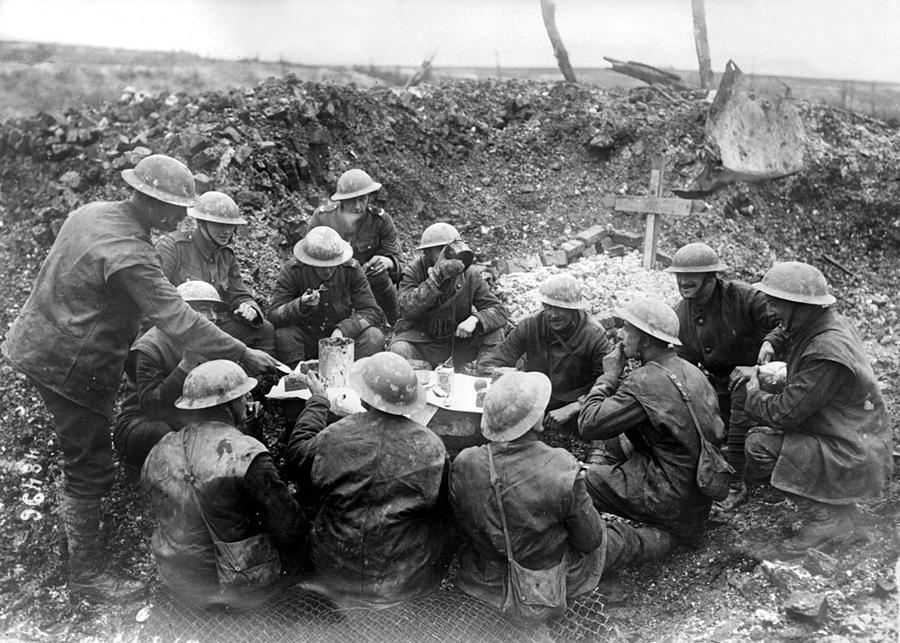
[{"left": 0, "top": 75, "right": 898, "bottom": 641}]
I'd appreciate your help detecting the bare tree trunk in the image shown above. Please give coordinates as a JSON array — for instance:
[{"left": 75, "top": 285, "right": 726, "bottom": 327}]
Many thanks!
[
  {"left": 540, "top": 0, "right": 577, "bottom": 83},
  {"left": 691, "top": 0, "right": 713, "bottom": 89}
]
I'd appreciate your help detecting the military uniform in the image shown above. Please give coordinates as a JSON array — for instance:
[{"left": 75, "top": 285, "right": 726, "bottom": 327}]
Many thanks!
[
  {"left": 390, "top": 256, "right": 509, "bottom": 368},
  {"left": 674, "top": 278, "right": 779, "bottom": 477},
  {"left": 1, "top": 200, "right": 247, "bottom": 498},
  {"left": 267, "top": 257, "right": 385, "bottom": 365},
  {"left": 155, "top": 229, "right": 275, "bottom": 354},
  {"left": 287, "top": 398, "right": 451, "bottom": 607},
  {"left": 309, "top": 202, "right": 402, "bottom": 324}
]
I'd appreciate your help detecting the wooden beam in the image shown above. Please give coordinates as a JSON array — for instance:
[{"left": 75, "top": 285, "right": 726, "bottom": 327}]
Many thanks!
[{"left": 642, "top": 154, "right": 664, "bottom": 269}]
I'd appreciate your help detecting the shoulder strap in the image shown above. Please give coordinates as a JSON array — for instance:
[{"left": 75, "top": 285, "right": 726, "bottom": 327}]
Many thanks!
[
  {"left": 180, "top": 430, "right": 221, "bottom": 542},
  {"left": 487, "top": 444, "right": 516, "bottom": 564},
  {"left": 650, "top": 361, "right": 710, "bottom": 447}
]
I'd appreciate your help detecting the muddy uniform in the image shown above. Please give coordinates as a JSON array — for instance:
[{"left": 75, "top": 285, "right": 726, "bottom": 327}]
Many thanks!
[
  {"left": 743, "top": 309, "right": 891, "bottom": 503},
  {"left": 1, "top": 200, "right": 247, "bottom": 498},
  {"left": 390, "top": 256, "right": 509, "bottom": 368},
  {"left": 155, "top": 229, "right": 276, "bottom": 354},
  {"left": 449, "top": 435, "right": 605, "bottom": 610},
  {"left": 579, "top": 351, "right": 722, "bottom": 558},
  {"left": 674, "top": 278, "right": 778, "bottom": 475},
  {"left": 480, "top": 310, "right": 609, "bottom": 406},
  {"left": 267, "top": 258, "right": 385, "bottom": 365},
  {"left": 309, "top": 202, "right": 402, "bottom": 324},
  {"left": 286, "top": 396, "right": 451, "bottom": 606},
  {"left": 142, "top": 416, "right": 305, "bottom": 608}
]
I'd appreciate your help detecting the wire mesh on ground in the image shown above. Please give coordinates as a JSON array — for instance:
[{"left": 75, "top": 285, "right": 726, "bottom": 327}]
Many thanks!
[{"left": 138, "top": 578, "right": 610, "bottom": 642}]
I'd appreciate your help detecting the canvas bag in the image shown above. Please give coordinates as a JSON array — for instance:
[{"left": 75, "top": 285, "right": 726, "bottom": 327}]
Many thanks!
[
  {"left": 181, "top": 432, "right": 282, "bottom": 603},
  {"left": 487, "top": 444, "right": 568, "bottom": 624},
  {"left": 653, "top": 363, "right": 735, "bottom": 501}
]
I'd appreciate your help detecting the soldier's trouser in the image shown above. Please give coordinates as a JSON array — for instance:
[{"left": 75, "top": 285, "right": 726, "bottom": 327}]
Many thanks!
[
  {"left": 744, "top": 426, "right": 784, "bottom": 483},
  {"left": 603, "top": 521, "right": 678, "bottom": 572},
  {"left": 275, "top": 325, "right": 385, "bottom": 366},
  {"left": 367, "top": 270, "right": 399, "bottom": 325},
  {"left": 112, "top": 416, "right": 176, "bottom": 469},
  {"left": 389, "top": 327, "right": 504, "bottom": 369},
  {"left": 218, "top": 315, "right": 277, "bottom": 356},
  {"left": 713, "top": 378, "right": 753, "bottom": 481},
  {"left": 31, "top": 381, "right": 115, "bottom": 499}
]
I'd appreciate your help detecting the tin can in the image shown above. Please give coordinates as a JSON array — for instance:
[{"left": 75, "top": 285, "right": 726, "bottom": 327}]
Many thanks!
[{"left": 435, "top": 366, "right": 454, "bottom": 397}]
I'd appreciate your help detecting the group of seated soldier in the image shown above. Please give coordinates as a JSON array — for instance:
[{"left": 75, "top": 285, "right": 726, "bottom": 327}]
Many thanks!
[{"left": 126, "top": 191, "right": 891, "bottom": 620}]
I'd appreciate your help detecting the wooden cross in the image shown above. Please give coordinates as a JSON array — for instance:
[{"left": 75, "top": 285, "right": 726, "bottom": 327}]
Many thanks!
[{"left": 601, "top": 153, "right": 708, "bottom": 269}]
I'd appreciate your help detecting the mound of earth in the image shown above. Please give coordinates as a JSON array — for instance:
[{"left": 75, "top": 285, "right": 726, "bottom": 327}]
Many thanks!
[{"left": 0, "top": 76, "right": 897, "bottom": 641}]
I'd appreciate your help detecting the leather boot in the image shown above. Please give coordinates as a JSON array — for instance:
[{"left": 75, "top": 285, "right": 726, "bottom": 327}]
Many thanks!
[
  {"left": 60, "top": 494, "right": 146, "bottom": 602},
  {"left": 711, "top": 480, "right": 748, "bottom": 513},
  {"left": 778, "top": 501, "right": 857, "bottom": 557}
]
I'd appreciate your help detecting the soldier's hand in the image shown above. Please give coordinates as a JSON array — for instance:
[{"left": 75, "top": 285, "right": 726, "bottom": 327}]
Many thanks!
[
  {"left": 242, "top": 347, "right": 281, "bottom": 374},
  {"left": 433, "top": 258, "right": 465, "bottom": 282},
  {"left": 364, "top": 255, "right": 391, "bottom": 276},
  {"left": 757, "top": 340, "right": 775, "bottom": 365},
  {"left": 455, "top": 315, "right": 479, "bottom": 338},
  {"left": 299, "top": 288, "right": 321, "bottom": 308},
  {"left": 235, "top": 302, "right": 259, "bottom": 322},
  {"left": 306, "top": 371, "right": 328, "bottom": 398},
  {"left": 602, "top": 343, "right": 626, "bottom": 378},
  {"left": 543, "top": 402, "right": 580, "bottom": 432},
  {"left": 729, "top": 365, "right": 758, "bottom": 392}
]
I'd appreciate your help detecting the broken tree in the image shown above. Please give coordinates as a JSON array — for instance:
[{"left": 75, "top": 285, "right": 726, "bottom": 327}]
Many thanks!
[{"left": 540, "top": 0, "right": 577, "bottom": 83}]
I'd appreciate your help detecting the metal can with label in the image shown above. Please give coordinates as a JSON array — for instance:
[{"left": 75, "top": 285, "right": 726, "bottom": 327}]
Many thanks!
[{"left": 435, "top": 366, "right": 454, "bottom": 398}]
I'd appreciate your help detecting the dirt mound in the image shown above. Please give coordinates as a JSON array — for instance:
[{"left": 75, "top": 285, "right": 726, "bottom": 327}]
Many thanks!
[{"left": 0, "top": 76, "right": 898, "bottom": 641}]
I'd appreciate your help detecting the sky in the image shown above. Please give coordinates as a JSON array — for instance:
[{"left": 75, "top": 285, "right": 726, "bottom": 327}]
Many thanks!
[{"left": 1, "top": 0, "right": 899, "bottom": 83}]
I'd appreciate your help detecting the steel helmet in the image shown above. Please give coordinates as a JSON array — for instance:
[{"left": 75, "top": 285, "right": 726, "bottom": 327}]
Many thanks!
[
  {"left": 349, "top": 352, "right": 425, "bottom": 415},
  {"left": 417, "top": 222, "right": 461, "bottom": 250},
  {"left": 121, "top": 154, "right": 198, "bottom": 207},
  {"left": 187, "top": 191, "right": 248, "bottom": 225},
  {"left": 331, "top": 169, "right": 382, "bottom": 201},
  {"left": 753, "top": 261, "right": 835, "bottom": 305},
  {"left": 481, "top": 371, "right": 552, "bottom": 442},
  {"left": 293, "top": 226, "right": 353, "bottom": 267},
  {"left": 176, "top": 280, "right": 227, "bottom": 310},
  {"left": 539, "top": 274, "right": 589, "bottom": 310},
  {"left": 665, "top": 243, "right": 728, "bottom": 273},
  {"left": 616, "top": 298, "right": 682, "bottom": 346},
  {"left": 175, "top": 360, "right": 257, "bottom": 410}
]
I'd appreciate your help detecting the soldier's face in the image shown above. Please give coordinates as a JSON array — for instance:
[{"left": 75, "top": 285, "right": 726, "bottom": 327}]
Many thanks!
[
  {"left": 621, "top": 323, "right": 644, "bottom": 359},
  {"left": 314, "top": 266, "right": 337, "bottom": 281},
  {"left": 675, "top": 272, "right": 715, "bottom": 302},
  {"left": 343, "top": 195, "right": 369, "bottom": 215},
  {"left": 153, "top": 203, "right": 187, "bottom": 232},
  {"left": 200, "top": 221, "right": 236, "bottom": 246},
  {"left": 190, "top": 302, "right": 222, "bottom": 323},
  {"left": 765, "top": 296, "right": 792, "bottom": 326},
  {"left": 543, "top": 304, "right": 578, "bottom": 332}
]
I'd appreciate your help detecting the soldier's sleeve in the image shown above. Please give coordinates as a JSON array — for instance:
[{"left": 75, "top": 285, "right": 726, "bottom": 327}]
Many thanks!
[
  {"left": 284, "top": 394, "right": 331, "bottom": 495},
  {"left": 109, "top": 264, "right": 246, "bottom": 362},
  {"left": 153, "top": 234, "right": 179, "bottom": 285},
  {"left": 470, "top": 273, "right": 509, "bottom": 332},
  {"left": 225, "top": 253, "right": 263, "bottom": 324},
  {"left": 564, "top": 474, "right": 605, "bottom": 553},
  {"left": 377, "top": 212, "right": 403, "bottom": 276},
  {"left": 134, "top": 350, "right": 189, "bottom": 415},
  {"left": 336, "top": 266, "right": 380, "bottom": 337},
  {"left": 267, "top": 262, "right": 309, "bottom": 327},
  {"left": 577, "top": 374, "right": 647, "bottom": 440},
  {"left": 397, "top": 264, "right": 442, "bottom": 320},
  {"left": 479, "top": 321, "right": 527, "bottom": 371}
]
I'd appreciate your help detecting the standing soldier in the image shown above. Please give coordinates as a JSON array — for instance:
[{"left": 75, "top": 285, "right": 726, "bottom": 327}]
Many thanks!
[
  {"left": 731, "top": 262, "right": 892, "bottom": 557},
  {"left": 308, "top": 169, "right": 402, "bottom": 324},
  {"left": 155, "top": 190, "right": 276, "bottom": 355},
  {"left": 390, "top": 222, "right": 509, "bottom": 371},
  {"left": 666, "top": 242, "right": 778, "bottom": 511},
  {"left": 1, "top": 154, "right": 279, "bottom": 602},
  {"left": 268, "top": 226, "right": 385, "bottom": 366}
]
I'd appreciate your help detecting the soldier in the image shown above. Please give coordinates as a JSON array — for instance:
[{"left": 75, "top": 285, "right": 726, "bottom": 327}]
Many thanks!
[
  {"left": 578, "top": 299, "right": 724, "bottom": 563},
  {"left": 308, "top": 169, "right": 402, "bottom": 324},
  {"left": 450, "top": 371, "right": 605, "bottom": 623},
  {"left": 390, "top": 222, "right": 509, "bottom": 371},
  {"left": 731, "top": 262, "right": 892, "bottom": 557},
  {"left": 480, "top": 273, "right": 609, "bottom": 432},
  {"left": 1, "top": 154, "right": 279, "bottom": 601},
  {"left": 286, "top": 352, "right": 451, "bottom": 606},
  {"left": 113, "top": 281, "right": 228, "bottom": 470},
  {"left": 155, "top": 190, "right": 276, "bottom": 354},
  {"left": 142, "top": 360, "right": 306, "bottom": 609},
  {"left": 268, "top": 226, "right": 385, "bottom": 366},
  {"left": 666, "top": 242, "right": 779, "bottom": 511}
]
